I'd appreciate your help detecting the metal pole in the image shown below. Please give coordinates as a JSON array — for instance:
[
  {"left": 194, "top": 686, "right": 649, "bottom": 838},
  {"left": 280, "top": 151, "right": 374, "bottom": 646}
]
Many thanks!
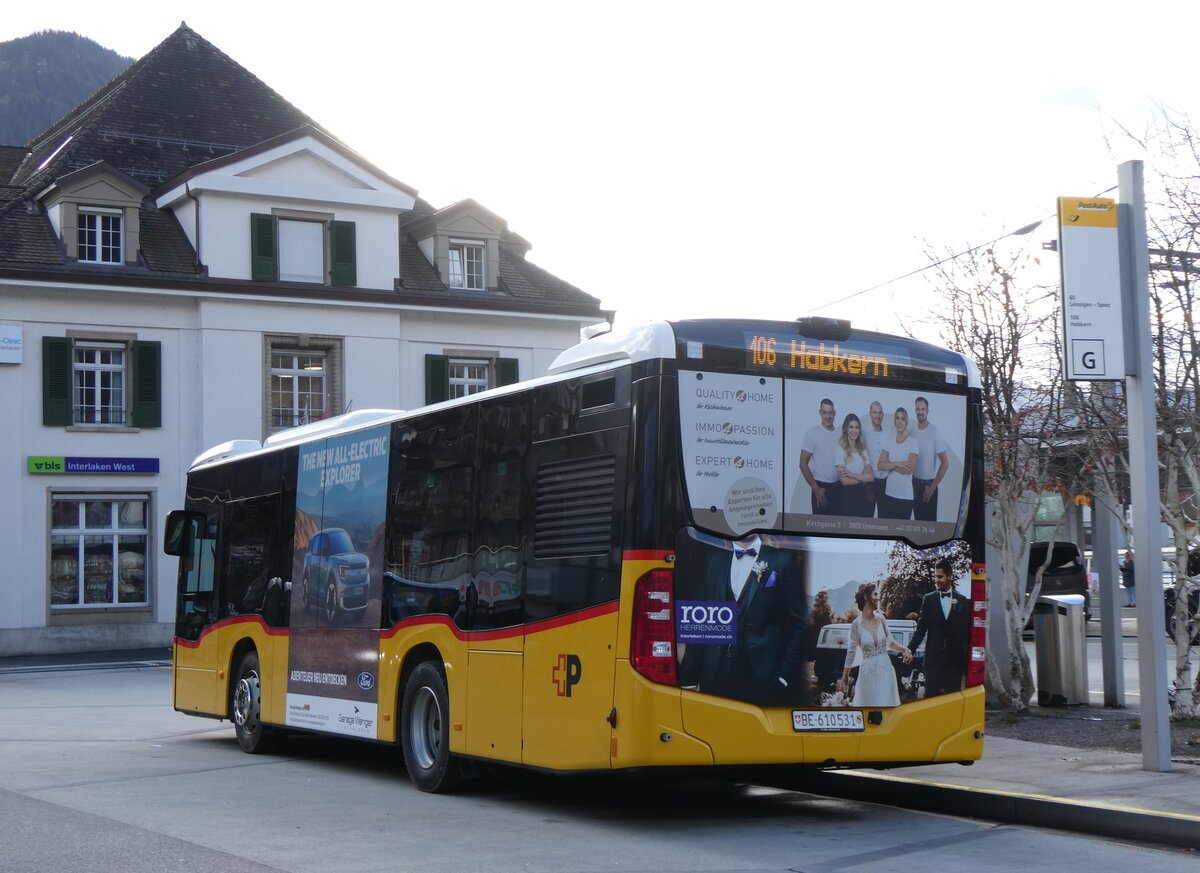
[
  {"left": 1092, "top": 471, "right": 1124, "bottom": 707},
  {"left": 1118, "top": 160, "right": 1171, "bottom": 771}
]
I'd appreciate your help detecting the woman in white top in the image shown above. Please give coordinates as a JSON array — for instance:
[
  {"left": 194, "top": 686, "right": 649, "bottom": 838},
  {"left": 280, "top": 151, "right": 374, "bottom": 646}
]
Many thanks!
[
  {"left": 837, "top": 583, "right": 911, "bottom": 707},
  {"left": 877, "top": 407, "right": 918, "bottom": 520},
  {"left": 834, "top": 414, "right": 874, "bottom": 517}
]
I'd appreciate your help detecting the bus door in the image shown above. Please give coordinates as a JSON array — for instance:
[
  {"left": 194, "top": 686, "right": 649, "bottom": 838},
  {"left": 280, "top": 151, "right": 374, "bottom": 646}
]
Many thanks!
[{"left": 170, "top": 509, "right": 221, "bottom": 714}]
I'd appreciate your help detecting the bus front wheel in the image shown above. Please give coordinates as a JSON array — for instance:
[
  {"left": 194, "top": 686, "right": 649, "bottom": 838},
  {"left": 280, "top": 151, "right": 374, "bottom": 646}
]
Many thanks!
[
  {"left": 400, "top": 661, "right": 461, "bottom": 793},
  {"left": 232, "top": 650, "right": 282, "bottom": 754}
]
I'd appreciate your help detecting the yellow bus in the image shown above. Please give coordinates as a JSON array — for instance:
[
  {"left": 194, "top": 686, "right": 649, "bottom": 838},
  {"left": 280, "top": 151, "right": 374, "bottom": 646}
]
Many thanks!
[{"left": 165, "top": 318, "right": 987, "bottom": 791}]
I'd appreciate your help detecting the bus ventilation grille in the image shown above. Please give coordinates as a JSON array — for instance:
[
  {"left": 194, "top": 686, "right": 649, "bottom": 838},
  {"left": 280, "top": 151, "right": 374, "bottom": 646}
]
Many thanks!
[{"left": 534, "top": 455, "right": 615, "bottom": 558}]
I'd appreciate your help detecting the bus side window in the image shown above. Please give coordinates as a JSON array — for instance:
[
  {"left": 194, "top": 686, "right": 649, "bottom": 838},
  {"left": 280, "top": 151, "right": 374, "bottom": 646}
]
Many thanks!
[{"left": 221, "top": 496, "right": 285, "bottom": 622}]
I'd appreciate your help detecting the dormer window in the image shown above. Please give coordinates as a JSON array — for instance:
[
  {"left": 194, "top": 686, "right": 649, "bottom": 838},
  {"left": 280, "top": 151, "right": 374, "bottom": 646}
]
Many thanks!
[
  {"left": 77, "top": 208, "right": 123, "bottom": 264},
  {"left": 252, "top": 212, "right": 356, "bottom": 287},
  {"left": 448, "top": 241, "right": 484, "bottom": 290}
]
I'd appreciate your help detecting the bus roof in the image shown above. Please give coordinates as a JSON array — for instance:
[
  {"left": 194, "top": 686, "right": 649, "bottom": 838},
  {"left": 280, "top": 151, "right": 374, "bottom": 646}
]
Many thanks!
[{"left": 188, "top": 318, "right": 979, "bottom": 471}]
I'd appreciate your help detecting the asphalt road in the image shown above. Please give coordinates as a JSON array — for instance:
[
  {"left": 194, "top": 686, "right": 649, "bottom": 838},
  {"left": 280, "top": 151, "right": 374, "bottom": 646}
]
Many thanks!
[{"left": 1, "top": 664, "right": 1196, "bottom": 872}]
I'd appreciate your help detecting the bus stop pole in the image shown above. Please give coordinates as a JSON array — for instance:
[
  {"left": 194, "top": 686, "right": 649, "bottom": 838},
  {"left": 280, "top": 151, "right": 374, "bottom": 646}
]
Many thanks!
[{"left": 1118, "top": 160, "right": 1171, "bottom": 771}]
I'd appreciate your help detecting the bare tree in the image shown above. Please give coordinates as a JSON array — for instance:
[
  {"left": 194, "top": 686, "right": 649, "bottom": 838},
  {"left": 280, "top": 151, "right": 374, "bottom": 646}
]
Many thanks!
[{"left": 925, "top": 242, "right": 1070, "bottom": 711}]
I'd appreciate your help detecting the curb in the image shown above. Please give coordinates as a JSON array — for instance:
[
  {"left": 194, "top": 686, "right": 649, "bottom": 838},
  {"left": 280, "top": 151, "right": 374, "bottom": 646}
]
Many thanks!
[
  {"left": 798, "top": 770, "right": 1200, "bottom": 850},
  {"left": 0, "top": 659, "right": 170, "bottom": 675}
]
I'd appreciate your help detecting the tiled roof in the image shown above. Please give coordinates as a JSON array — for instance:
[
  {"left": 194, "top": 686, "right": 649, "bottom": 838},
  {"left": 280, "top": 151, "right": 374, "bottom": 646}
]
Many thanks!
[
  {"left": 0, "top": 146, "right": 29, "bottom": 182},
  {"left": 397, "top": 237, "right": 447, "bottom": 294},
  {"left": 12, "top": 24, "right": 318, "bottom": 190},
  {"left": 138, "top": 206, "right": 200, "bottom": 274},
  {"left": 0, "top": 25, "right": 603, "bottom": 317},
  {"left": 0, "top": 196, "right": 64, "bottom": 265}
]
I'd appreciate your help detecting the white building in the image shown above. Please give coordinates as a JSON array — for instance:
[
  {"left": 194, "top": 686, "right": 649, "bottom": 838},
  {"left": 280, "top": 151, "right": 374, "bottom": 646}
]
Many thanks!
[{"left": 0, "top": 26, "right": 607, "bottom": 655}]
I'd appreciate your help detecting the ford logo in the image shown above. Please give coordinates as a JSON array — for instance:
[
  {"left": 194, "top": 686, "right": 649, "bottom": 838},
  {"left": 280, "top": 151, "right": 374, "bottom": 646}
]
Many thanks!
[{"left": 357, "top": 672, "right": 375, "bottom": 691}]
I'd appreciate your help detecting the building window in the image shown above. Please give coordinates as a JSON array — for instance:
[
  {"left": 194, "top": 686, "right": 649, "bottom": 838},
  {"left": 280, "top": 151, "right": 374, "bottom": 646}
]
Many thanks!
[
  {"left": 448, "top": 242, "right": 484, "bottom": 290},
  {"left": 74, "top": 341, "right": 125, "bottom": 425},
  {"left": 425, "top": 354, "right": 518, "bottom": 404},
  {"left": 43, "top": 336, "right": 161, "bottom": 428},
  {"left": 278, "top": 219, "right": 325, "bottom": 283},
  {"left": 50, "top": 495, "right": 149, "bottom": 608},
  {"left": 77, "top": 209, "right": 123, "bottom": 264},
  {"left": 251, "top": 213, "right": 356, "bottom": 287},
  {"left": 449, "top": 359, "right": 491, "bottom": 398},
  {"left": 270, "top": 351, "right": 328, "bottom": 429}
]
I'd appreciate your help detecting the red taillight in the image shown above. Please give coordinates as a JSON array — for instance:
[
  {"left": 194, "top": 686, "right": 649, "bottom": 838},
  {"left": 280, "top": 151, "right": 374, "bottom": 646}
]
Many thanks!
[
  {"left": 966, "top": 565, "right": 987, "bottom": 687},
  {"left": 631, "top": 568, "right": 677, "bottom": 686}
]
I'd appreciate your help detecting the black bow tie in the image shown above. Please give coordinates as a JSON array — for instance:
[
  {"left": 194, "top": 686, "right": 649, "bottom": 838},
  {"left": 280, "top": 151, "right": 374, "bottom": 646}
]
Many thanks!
[
  {"left": 940, "top": 591, "right": 952, "bottom": 598},
  {"left": 735, "top": 547, "right": 758, "bottom": 559}
]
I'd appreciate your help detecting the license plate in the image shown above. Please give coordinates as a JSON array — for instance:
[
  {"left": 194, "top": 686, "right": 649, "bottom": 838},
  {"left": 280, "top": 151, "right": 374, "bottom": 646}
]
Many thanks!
[{"left": 792, "top": 710, "right": 865, "bottom": 732}]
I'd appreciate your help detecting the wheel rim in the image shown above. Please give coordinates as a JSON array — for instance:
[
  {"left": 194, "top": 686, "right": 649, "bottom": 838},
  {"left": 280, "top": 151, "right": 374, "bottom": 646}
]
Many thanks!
[
  {"left": 409, "top": 685, "right": 441, "bottom": 771},
  {"left": 233, "top": 670, "right": 260, "bottom": 732},
  {"left": 325, "top": 582, "right": 337, "bottom": 623}
]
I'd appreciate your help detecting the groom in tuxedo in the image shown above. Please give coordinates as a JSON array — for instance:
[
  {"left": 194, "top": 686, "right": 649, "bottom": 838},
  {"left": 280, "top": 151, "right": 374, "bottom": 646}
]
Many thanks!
[
  {"left": 676, "top": 533, "right": 808, "bottom": 705},
  {"left": 907, "top": 559, "right": 970, "bottom": 696}
]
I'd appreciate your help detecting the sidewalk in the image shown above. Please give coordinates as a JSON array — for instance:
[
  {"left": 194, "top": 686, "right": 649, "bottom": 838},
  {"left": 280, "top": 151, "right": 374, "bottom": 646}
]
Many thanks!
[
  {"left": 813, "top": 605, "right": 1200, "bottom": 850},
  {"left": 4, "top": 646, "right": 1198, "bottom": 848},
  {"left": 809, "top": 729, "right": 1200, "bottom": 850},
  {"left": 0, "top": 646, "right": 171, "bottom": 674}
]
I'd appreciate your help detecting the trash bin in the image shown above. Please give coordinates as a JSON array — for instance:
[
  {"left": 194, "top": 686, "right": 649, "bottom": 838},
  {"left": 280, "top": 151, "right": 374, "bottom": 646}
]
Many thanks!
[
  {"left": 1033, "top": 593, "right": 1088, "bottom": 706},
  {"left": 1027, "top": 542, "right": 1090, "bottom": 621}
]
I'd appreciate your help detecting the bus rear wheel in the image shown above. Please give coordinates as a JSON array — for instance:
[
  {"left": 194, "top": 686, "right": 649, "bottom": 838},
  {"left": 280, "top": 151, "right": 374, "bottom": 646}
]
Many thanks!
[
  {"left": 400, "top": 660, "right": 461, "bottom": 793},
  {"left": 232, "top": 650, "right": 282, "bottom": 754}
]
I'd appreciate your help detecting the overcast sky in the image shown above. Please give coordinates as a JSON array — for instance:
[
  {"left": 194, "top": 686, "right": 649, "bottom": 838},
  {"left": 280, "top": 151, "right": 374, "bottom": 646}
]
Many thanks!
[{"left": 5, "top": 1, "right": 1197, "bottom": 340}]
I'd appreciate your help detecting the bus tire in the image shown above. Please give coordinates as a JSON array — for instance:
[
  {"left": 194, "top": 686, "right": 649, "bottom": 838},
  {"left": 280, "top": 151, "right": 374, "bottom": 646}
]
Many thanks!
[
  {"left": 232, "top": 650, "right": 282, "bottom": 754},
  {"left": 400, "top": 660, "right": 461, "bottom": 793}
]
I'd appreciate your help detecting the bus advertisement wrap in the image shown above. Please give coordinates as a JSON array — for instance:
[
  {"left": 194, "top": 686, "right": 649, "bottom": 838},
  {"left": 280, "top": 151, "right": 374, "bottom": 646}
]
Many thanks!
[
  {"left": 674, "top": 530, "right": 973, "bottom": 709},
  {"left": 679, "top": 370, "right": 967, "bottom": 546},
  {"left": 287, "top": 424, "right": 391, "bottom": 738}
]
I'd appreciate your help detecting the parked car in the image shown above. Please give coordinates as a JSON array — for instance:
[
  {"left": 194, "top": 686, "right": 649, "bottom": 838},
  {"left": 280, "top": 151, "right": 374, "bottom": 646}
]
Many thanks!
[
  {"left": 1164, "top": 580, "right": 1200, "bottom": 645},
  {"left": 1163, "top": 552, "right": 1200, "bottom": 646},
  {"left": 302, "top": 528, "right": 370, "bottom": 623},
  {"left": 1027, "top": 541, "right": 1089, "bottom": 621}
]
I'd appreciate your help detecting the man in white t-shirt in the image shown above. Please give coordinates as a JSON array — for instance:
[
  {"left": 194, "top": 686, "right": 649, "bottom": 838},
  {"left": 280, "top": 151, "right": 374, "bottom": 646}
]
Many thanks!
[
  {"left": 862, "top": 400, "right": 889, "bottom": 518},
  {"left": 798, "top": 398, "right": 839, "bottom": 514},
  {"left": 912, "top": 396, "right": 949, "bottom": 522}
]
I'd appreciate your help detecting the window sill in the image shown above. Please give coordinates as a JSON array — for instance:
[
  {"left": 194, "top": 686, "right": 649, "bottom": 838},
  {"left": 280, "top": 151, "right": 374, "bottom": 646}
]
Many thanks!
[
  {"left": 66, "top": 425, "right": 141, "bottom": 433},
  {"left": 49, "top": 606, "right": 153, "bottom": 625}
]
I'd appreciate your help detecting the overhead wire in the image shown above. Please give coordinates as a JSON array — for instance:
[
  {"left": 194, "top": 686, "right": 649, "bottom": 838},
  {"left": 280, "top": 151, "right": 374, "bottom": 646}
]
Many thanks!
[{"left": 804, "top": 185, "right": 1119, "bottom": 315}]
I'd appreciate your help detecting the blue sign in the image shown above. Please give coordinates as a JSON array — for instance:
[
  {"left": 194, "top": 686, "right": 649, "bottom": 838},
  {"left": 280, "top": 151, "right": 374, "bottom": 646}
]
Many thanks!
[
  {"left": 28, "top": 456, "right": 159, "bottom": 474},
  {"left": 676, "top": 600, "right": 738, "bottom": 644}
]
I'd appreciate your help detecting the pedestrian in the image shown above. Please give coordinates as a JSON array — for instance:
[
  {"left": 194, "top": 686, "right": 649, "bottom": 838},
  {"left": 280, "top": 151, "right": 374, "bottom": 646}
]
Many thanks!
[{"left": 1120, "top": 550, "right": 1135, "bottom": 607}]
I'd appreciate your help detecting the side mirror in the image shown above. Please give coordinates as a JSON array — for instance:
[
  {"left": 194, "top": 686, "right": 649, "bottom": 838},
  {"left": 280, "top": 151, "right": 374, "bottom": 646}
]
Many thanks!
[{"left": 163, "top": 509, "right": 206, "bottom": 556}]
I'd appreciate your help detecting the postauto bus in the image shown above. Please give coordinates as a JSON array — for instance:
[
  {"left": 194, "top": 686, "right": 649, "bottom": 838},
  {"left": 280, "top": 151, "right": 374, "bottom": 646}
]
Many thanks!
[{"left": 165, "top": 318, "right": 986, "bottom": 791}]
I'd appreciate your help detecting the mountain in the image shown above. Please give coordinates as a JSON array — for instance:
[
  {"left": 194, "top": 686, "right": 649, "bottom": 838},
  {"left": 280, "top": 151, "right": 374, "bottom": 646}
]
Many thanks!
[{"left": 0, "top": 30, "right": 132, "bottom": 147}]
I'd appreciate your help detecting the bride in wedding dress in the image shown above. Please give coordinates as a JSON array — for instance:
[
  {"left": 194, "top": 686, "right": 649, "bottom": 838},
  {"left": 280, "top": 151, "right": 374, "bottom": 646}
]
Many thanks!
[{"left": 837, "top": 583, "right": 912, "bottom": 707}]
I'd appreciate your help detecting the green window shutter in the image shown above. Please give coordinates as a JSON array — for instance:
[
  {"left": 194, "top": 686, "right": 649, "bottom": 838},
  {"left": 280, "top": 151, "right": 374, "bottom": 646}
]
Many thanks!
[
  {"left": 130, "top": 341, "right": 162, "bottom": 428},
  {"left": 497, "top": 357, "right": 519, "bottom": 387},
  {"left": 330, "top": 220, "right": 356, "bottom": 287},
  {"left": 250, "top": 213, "right": 278, "bottom": 281},
  {"left": 42, "top": 336, "right": 73, "bottom": 426},
  {"left": 425, "top": 355, "right": 450, "bottom": 404}
]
